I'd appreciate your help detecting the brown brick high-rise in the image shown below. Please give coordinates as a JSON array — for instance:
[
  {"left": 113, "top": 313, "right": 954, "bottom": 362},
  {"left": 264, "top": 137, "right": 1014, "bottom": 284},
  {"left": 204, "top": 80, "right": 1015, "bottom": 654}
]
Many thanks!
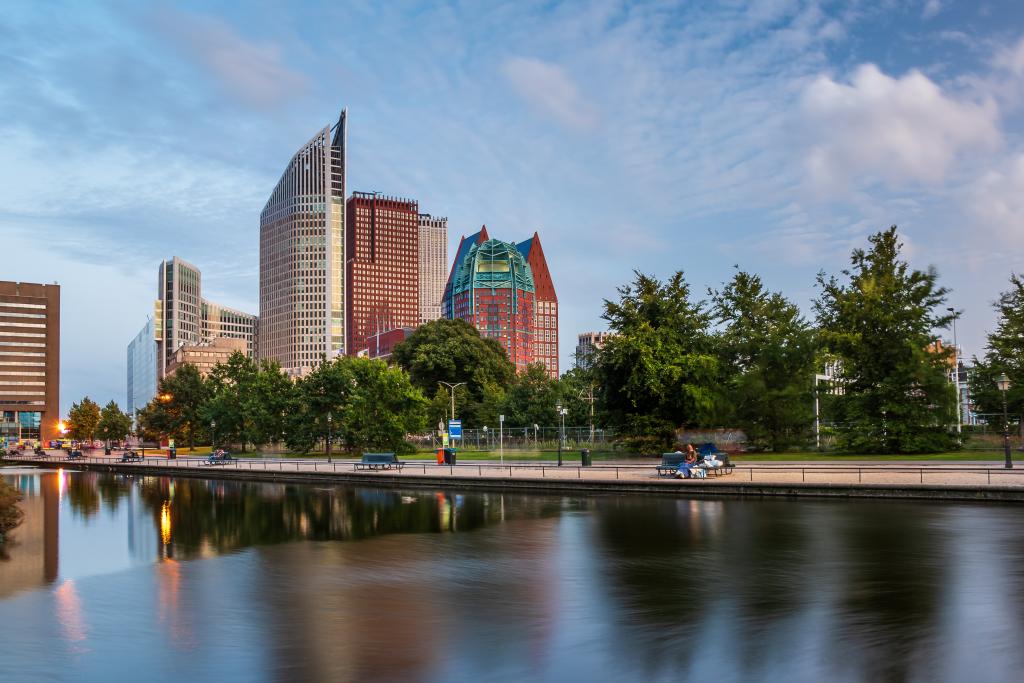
[
  {"left": 345, "top": 192, "right": 420, "bottom": 356},
  {"left": 0, "top": 281, "right": 59, "bottom": 445}
]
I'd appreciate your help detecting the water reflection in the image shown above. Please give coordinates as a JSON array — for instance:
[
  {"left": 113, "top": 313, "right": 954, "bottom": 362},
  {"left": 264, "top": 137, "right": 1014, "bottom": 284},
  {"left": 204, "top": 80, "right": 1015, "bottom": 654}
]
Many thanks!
[{"left": 1, "top": 472, "right": 1023, "bottom": 682}]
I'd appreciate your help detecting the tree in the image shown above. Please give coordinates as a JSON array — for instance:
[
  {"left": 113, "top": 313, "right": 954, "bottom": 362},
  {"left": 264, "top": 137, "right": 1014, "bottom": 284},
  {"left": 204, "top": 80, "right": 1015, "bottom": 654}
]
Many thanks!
[
  {"left": 138, "top": 364, "right": 211, "bottom": 449},
  {"left": 67, "top": 397, "right": 101, "bottom": 443},
  {"left": 596, "top": 271, "right": 720, "bottom": 450},
  {"left": 287, "top": 357, "right": 426, "bottom": 454},
  {"left": 968, "top": 274, "right": 1024, "bottom": 433},
  {"left": 97, "top": 400, "right": 133, "bottom": 444},
  {"left": 712, "top": 270, "right": 817, "bottom": 451},
  {"left": 500, "top": 363, "right": 562, "bottom": 427},
  {"left": 0, "top": 479, "right": 24, "bottom": 546},
  {"left": 815, "top": 226, "right": 956, "bottom": 453},
  {"left": 205, "top": 353, "right": 294, "bottom": 451},
  {"left": 391, "top": 319, "right": 515, "bottom": 428},
  {"left": 333, "top": 357, "right": 427, "bottom": 453}
]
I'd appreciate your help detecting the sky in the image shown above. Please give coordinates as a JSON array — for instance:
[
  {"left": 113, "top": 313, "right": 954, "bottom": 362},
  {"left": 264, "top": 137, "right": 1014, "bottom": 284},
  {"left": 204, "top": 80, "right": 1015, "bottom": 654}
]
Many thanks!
[{"left": 1, "top": 0, "right": 1023, "bottom": 414}]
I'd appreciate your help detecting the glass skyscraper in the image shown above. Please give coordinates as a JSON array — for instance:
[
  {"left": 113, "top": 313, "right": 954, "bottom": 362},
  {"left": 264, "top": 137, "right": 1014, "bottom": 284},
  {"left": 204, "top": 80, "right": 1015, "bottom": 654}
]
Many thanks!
[{"left": 259, "top": 109, "right": 347, "bottom": 375}]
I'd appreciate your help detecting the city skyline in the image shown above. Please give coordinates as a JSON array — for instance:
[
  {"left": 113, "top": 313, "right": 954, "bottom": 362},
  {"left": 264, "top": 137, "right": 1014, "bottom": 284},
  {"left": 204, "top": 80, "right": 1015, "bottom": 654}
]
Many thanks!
[{"left": 2, "top": 2, "right": 1023, "bottom": 411}]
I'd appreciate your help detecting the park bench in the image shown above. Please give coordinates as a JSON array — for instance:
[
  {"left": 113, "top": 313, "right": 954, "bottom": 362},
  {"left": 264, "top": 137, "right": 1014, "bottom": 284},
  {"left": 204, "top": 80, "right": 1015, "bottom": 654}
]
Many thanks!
[
  {"left": 66, "top": 450, "right": 84, "bottom": 460},
  {"left": 355, "top": 452, "right": 404, "bottom": 471},
  {"left": 698, "top": 443, "right": 735, "bottom": 476},
  {"left": 656, "top": 452, "right": 687, "bottom": 476},
  {"left": 120, "top": 451, "right": 143, "bottom": 463},
  {"left": 204, "top": 451, "right": 233, "bottom": 466}
]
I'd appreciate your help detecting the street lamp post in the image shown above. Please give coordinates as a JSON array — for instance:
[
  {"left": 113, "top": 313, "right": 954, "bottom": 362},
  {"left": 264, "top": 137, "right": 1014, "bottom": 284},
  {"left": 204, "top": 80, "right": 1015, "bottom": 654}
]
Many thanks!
[
  {"left": 948, "top": 307, "right": 961, "bottom": 437},
  {"left": 211, "top": 419, "right": 216, "bottom": 450},
  {"left": 326, "top": 411, "right": 333, "bottom": 463},
  {"left": 438, "top": 382, "right": 466, "bottom": 425},
  {"left": 997, "top": 373, "right": 1012, "bottom": 469},
  {"left": 499, "top": 414, "right": 504, "bottom": 464},
  {"left": 555, "top": 403, "right": 567, "bottom": 466}
]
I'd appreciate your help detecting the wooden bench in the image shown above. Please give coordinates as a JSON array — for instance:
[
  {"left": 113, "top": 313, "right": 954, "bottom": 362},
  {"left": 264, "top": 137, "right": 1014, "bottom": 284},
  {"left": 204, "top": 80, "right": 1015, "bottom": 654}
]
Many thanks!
[
  {"left": 66, "top": 450, "right": 84, "bottom": 460},
  {"left": 698, "top": 443, "right": 735, "bottom": 476},
  {"left": 120, "top": 451, "right": 143, "bottom": 463},
  {"left": 355, "top": 452, "right": 404, "bottom": 471},
  {"left": 656, "top": 452, "right": 687, "bottom": 476}
]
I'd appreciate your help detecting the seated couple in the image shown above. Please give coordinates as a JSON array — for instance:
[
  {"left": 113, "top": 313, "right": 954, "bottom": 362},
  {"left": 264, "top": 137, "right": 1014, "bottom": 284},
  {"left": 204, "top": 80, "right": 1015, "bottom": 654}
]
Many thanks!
[{"left": 673, "top": 445, "right": 722, "bottom": 479}]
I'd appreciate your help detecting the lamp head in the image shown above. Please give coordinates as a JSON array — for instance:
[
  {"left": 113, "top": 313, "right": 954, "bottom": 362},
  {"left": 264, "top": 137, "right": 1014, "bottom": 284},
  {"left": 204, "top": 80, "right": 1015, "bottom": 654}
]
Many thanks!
[{"left": 997, "top": 373, "right": 1011, "bottom": 393}]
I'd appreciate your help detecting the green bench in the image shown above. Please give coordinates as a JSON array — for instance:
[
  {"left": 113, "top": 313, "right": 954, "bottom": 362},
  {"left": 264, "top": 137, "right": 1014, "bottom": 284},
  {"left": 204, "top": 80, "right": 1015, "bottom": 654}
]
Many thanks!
[
  {"left": 355, "top": 452, "right": 404, "bottom": 471},
  {"left": 656, "top": 452, "right": 687, "bottom": 476}
]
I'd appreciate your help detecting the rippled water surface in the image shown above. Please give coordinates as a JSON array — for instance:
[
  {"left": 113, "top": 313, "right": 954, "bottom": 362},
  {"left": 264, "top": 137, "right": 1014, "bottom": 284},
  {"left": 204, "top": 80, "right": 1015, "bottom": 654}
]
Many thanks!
[{"left": 2, "top": 469, "right": 1023, "bottom": 682}]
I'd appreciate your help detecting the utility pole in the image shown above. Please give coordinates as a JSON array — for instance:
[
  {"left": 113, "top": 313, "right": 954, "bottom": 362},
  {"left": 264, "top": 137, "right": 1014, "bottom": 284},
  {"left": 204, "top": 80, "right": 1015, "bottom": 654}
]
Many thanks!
[{"left": 578, "top": 384, "right": 596, "bottom": 444}]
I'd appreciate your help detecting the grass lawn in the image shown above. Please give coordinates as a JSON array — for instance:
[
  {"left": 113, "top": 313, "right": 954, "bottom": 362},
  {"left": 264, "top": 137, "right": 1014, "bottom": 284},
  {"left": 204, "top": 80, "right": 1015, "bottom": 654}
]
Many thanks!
[{"left": 732, "top": 451, "right": 1011, "bottom": 462}]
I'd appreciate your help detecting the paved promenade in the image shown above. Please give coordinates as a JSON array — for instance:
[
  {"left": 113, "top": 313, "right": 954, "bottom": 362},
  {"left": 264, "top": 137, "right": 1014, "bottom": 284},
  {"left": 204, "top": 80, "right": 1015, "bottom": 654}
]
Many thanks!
[{"left": 5, "top": 451, "right": 1024, "bottom": 501}]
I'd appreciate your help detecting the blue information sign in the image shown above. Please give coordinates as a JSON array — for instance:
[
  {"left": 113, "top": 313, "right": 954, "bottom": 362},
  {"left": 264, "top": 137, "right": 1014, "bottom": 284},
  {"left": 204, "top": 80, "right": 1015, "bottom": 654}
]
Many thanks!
[{"left": 448, "top": 419, "right": 462, "bottom": 439}]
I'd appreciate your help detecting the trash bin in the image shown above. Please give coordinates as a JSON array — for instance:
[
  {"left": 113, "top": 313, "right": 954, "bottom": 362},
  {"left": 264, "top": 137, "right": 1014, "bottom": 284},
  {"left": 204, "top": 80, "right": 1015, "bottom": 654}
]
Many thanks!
[
  {"left": 444, "top": 447, "right": 457, "bottom": 465},
  {"left": 168, "top": 447, "right": 177, "bottom": 459},
  {"left": 436, "top": 448, "right": 445, "bottom": 465},
  {"left": 581, "top": 449, "right": 592, "bottom": 467}
]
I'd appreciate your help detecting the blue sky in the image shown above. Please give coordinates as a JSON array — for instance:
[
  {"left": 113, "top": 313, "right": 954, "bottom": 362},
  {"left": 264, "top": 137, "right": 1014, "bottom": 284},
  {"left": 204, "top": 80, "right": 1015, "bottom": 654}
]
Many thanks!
[{"left": 2, "top": 0, "right": 1023, "bottom": 413}]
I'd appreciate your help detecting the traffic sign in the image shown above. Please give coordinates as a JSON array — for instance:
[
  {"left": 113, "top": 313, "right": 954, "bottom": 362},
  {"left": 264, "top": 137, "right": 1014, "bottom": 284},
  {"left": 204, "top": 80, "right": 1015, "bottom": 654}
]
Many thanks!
[{"left": 448, "top": 419, "right": 462, "bottom": 439}]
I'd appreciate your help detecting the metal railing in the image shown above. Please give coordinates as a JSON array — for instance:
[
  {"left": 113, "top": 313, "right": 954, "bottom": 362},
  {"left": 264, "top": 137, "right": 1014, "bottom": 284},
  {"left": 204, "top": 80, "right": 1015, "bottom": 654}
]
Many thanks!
[{"left": 5, "top": 452, "right": 1022, "bottom": 487}]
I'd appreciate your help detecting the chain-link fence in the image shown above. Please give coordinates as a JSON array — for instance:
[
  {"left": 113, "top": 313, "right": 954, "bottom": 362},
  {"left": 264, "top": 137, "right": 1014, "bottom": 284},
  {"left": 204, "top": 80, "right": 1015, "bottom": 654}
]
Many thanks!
[{"left": 413, "top": 426, "right": 616, "bottom": 451}]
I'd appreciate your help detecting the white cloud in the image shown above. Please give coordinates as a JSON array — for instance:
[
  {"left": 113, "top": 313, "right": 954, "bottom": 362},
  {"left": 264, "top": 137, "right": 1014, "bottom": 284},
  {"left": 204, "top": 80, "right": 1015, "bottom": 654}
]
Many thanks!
[
  {"left": 922, "top": 0, "right": 944, "bottom": 20},
  {"left": 994, "top": 36, "right": 1024, "bottom": 76},
  {"left": 801, "top": 63, "right": 1001, "bottom": 192},
  {"left": 965, "top": 153, "right": 1024, "bottom": 246},
  {"left": 155, "top": 7, "right": 309, "bottom": 108},
  {"left": 502, "top": 57, "right": 596, "bottom": 130}
]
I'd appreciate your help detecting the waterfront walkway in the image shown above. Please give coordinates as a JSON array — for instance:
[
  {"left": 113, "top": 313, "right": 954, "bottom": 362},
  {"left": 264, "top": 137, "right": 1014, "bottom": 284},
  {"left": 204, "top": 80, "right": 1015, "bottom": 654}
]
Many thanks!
[{"left": 5, "top": 451, "right": 1023, "bottom": 502}]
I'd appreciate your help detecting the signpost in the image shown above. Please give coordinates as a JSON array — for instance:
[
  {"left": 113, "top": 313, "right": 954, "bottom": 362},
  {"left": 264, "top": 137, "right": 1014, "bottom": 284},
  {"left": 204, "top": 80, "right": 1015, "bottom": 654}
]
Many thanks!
[
  {"left": 448, "top": 419, "right": 462, "bottom": 440},
  {"left": 499, "top": 414, "right": 504, "bottom": 464}
]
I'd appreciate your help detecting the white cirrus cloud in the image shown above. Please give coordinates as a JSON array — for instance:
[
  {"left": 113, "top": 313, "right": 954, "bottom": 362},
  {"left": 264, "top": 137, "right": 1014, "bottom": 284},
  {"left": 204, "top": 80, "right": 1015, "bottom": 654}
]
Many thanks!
[
  {"left": 502, "top": 56, "right": 596, "bottom": 130},
  {"left": 800, "top": 63, "right": 1001, "bottom": 193}
]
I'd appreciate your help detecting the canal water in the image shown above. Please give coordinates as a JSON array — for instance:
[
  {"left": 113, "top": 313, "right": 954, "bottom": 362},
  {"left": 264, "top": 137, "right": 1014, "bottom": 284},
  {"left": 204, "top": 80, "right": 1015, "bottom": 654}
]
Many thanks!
[{"left": 1, "top": 469, "right": 1022, "bottom": 682}]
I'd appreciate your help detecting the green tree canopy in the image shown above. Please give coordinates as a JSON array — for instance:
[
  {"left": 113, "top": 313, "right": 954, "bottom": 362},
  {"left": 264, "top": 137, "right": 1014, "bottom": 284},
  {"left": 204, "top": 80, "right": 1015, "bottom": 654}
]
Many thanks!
[
  {"left": 815, "top": 226, "right": 956, "bottom": 453},
  {"left": 391, "top": 318, "right": 515, "bottom": 428},
  {"left": 67, "top": 396, "right": 101, "bottom": 442},
  {"left": 596, "top": 271, "right": 720, "bottom": 449},
  {"left": 97, "top": 400, "right": 133, "bottom": 443},
  {"left": 499, "top": 363, "right": 562, "bottom": 428},
  {"left": 968, "top": 273, "right": 1024, "bottom": 425},
  {"left": 205, "top": 352, "right": 294, "bottom": 451},
  {"left": 287, "top": 356, "right": 426, "bottom": 454},
  {"left": 712, "top": 269, "right": 817, "bottom": 451},
  {"left": 138, "top": 364, "right": 211, "bottom": 448}
]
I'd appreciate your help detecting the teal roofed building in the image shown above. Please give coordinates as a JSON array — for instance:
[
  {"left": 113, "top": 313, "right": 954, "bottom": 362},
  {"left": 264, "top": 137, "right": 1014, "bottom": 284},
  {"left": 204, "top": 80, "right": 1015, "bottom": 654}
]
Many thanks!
[{"left": 443, "top": 227, "right": 541, "bottom": 372}]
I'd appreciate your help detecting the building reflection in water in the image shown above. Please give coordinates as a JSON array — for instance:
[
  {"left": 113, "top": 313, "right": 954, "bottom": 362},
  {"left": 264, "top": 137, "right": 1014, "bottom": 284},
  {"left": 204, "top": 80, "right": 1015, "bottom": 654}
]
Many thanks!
[
  {"left": 1, "top": 471, "right": 59, "bottom": 599},
  {"left": 54, "top": 577, "right": 88, "bottom": 652},
  {"left": 5, "top": 471, "right": 1024, "bottom": 682}
]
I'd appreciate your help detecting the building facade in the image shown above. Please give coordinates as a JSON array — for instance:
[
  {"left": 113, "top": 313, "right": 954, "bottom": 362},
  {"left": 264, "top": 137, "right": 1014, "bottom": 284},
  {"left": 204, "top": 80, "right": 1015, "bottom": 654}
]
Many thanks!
[
  {"left": 157, "top": 256, "right": 203, "bottom": 377},
  {"left": 444, "top": 227, "right": 559, "bottom": 376},
  {"left": 517, "top": 233, "right": 558, "bottom": 378},
  {"left": 165, "top": 337, "right": 248, "bottom": 378},
  {"left": 418, "top": 213, "right": 448, "bottom": 324},
  {"left": 202, "top": 301, "right": 258, "bottom": 358},
  {"left": 260, "top": 109, "right": 347, "bottom": 376},
  {"left": 345, "top": 192, "right": 420, "bottom": 356},
  {"left": 575, "top": 331, "right": 614, "bottom": 368},
  {"left": 444, "top": 230, "right": 537, "bottom": 373},
  {"left": 365, "top": 327, "right": 414, "bottom": 361},
  {"left": 0, "top": 281, "right": 59, "bottom": 445},
  {"left": 127, "top": 317, "right": 158, "bottom": 420}
]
